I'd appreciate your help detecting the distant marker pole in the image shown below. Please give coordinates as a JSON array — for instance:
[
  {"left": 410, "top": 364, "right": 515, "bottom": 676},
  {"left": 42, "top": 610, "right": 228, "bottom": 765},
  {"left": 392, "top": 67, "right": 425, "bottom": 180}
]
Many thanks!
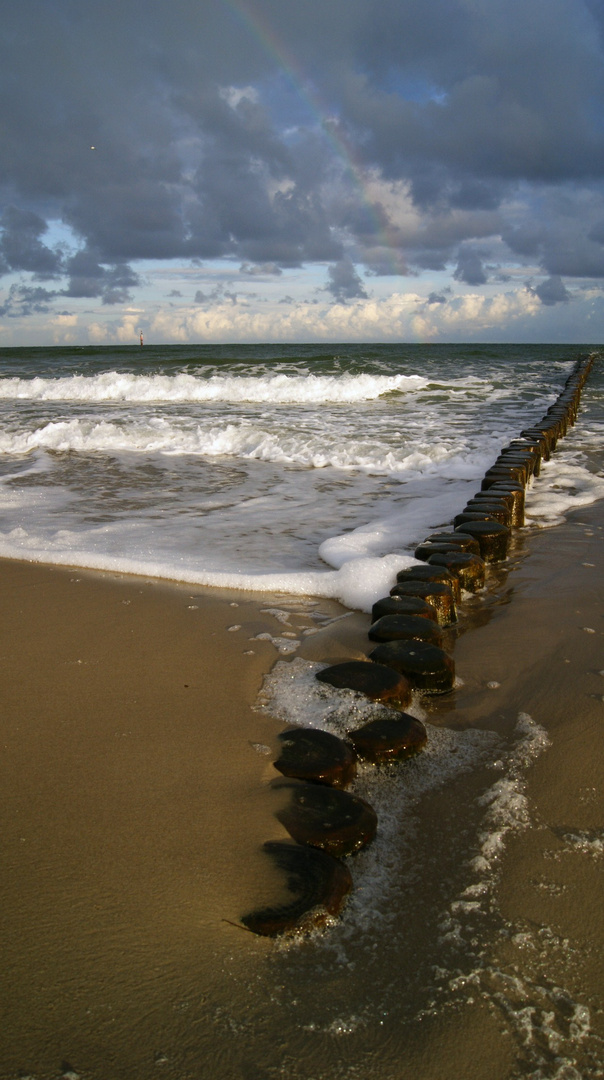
[{"left": 139, "top": 330, "right": 143, "bottom": 346}]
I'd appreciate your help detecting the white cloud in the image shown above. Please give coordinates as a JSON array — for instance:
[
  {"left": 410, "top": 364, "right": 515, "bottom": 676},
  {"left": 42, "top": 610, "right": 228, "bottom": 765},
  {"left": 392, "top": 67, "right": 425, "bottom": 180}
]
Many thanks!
[
  {"left": 148, "top": 285, "right": 543, "bottom": 343},
  {"left": 218, "top": 85, "right": 260, "bottom": 109},
  {"left": 51, "top": 312, "right": 78, "bottom": 344}
]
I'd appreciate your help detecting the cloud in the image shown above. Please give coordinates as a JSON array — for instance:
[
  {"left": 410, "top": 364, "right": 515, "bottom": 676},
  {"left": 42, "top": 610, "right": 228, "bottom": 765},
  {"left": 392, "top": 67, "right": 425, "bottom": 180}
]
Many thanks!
[
  {"left": 239, "top": 262, "right": 283, "bottom": 276},
  {"left": 1, "top": 0, "right": 604, "bottom": 335},
  {"left": 146, "top": 284, "right": 542, "bottom": 344},
  {"left": 453, "top": 246, "right": 487, "bottom": 286},
  {"left": 531, "top": 275, "right": 571, "bottom": 305},
  {"left": 62, "top": 250, "right": 140, "bottom": 304},
  {"left": 325, "top": 257, "right": 368, "bottom": 301},
  {"left": 194, "top": 283, "right": 241, "bottom": 306},
  {"left": 0, "top": 283, "right": 58, "bottom": 317},
  {"left": 0, "top": 207, "right": 63, "bottom": 278}
]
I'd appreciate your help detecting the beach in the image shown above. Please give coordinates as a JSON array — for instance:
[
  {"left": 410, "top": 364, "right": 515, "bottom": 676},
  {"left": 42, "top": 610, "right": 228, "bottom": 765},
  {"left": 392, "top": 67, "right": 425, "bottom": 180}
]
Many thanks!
[
  {"left": 1, "top": 494, "right": 603, "bottom": 1080},
  {"left": 3, "top": 0, "right": 604, "bottom": 1066}
]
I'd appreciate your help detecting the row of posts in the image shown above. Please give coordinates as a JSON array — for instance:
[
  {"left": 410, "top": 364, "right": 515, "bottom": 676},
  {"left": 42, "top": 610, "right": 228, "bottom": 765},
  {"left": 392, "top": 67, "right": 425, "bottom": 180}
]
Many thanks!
[{"left": 240, "top": 354, "right": 596, "bottom": 937}]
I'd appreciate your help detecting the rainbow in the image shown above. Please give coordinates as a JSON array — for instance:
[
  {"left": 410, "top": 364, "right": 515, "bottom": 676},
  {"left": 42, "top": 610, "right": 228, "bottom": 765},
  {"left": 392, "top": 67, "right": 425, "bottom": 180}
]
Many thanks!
[{"left": 221, "top": 0, "right": 404, "bottom": 276}]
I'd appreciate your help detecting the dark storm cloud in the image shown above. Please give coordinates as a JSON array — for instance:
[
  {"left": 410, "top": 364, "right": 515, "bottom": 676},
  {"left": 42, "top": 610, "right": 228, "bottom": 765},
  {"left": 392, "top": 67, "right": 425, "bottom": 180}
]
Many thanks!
[
  {"left": 0, "top": 284, "right": 58, "bottom": 318},
  {"left": 502, "top": 224, "right": 545, "bottom": 258},
  {"left": 63, "top": 251, "right": 140, "bottom": 304},
  {"left": 503, "top": 196, "right": 604, "bottom": 279},
  {"left": 2, "top": 0, "right": 604, "bottom": 316},
  {"left": 0, "top": 207, "right": 63, "bottom": 278},
  {"left": 453, "top": 246, "right": 488, "bottom": 286},
  {"left": 325, "top": 258, "right": 368, "bottom": 301},
  {"left": 530, "top": 276, "right": 571, "bottom": 306},
  {"left": 349, "top": 0, "right": 604, "bottom": 183}
]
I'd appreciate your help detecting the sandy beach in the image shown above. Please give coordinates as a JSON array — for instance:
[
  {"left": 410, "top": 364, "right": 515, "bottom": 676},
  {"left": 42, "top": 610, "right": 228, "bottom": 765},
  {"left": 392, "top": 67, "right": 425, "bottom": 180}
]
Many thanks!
[
  {"left": 3, "top": 0, "right": 604, "bottom": 1069},
  {"left": 1, "top": 497, "right": 603, "bottom": 1079}
]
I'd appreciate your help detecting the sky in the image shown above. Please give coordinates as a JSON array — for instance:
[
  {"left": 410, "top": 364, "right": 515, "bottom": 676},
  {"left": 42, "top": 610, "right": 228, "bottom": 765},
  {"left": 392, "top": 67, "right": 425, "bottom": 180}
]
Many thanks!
[{"left": 2, "top": 0, "right": 604, "bottom": 346}]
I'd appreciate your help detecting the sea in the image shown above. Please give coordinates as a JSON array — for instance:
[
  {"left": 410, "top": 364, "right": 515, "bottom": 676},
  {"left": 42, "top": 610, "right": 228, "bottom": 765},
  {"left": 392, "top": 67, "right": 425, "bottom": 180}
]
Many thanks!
[
  {"left": 0, "top": 343, "right": 603, "bottom": 610},
  {"left": 1, "top": 342, "right": 604, "bottom": 1080}
]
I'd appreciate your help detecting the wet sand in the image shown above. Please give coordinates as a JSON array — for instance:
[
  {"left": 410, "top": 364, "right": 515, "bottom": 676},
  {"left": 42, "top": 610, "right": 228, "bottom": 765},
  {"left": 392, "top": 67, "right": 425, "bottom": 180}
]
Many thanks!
[{"left": 1, "top": 501, "right": 603, "bottom": 1080}]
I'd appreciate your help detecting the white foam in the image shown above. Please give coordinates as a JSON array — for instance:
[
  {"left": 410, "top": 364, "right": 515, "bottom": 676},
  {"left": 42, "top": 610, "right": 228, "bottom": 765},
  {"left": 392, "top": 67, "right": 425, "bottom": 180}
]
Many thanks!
[
  {"left": 0, "top": 415, "right": 497, "bottom": 474},
  {"left": 410, "top": 715, "right": 596, "bottom": 1077},
  {"left": 251, "top": 632, "right": 301, "bottom": 655},
  {"left": 317, "top": 483, "right": 476, "bottom": 568},
  {"left": 1, "top": 447, "right": 601, "bottom": 610},
  {"left": 0, "top": 528, "right": 416, "bottom": 612},
  {"left": 258, "top": 656, "right": 502, "bottom": 937},
  {"left": 525, "top": 456, "right": 604, "bottom": 526},
  {"left": 259, "top": 660, "right": 601, "bottom": 1074},
  {"left": 0, "top": 370, "right": 428, "bottom": 404},
  {"left": 559, "top": 830, "right": 604, "bottom": 857}
]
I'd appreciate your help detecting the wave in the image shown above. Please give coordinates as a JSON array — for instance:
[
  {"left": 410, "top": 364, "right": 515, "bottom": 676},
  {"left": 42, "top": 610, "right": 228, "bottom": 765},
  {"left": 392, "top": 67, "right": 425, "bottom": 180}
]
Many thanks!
[
  {"left": 0, "top": 415, "right": 494, "bottom": 475},
  {"left": 0, "top": 370, "right": 430, "bottom": 404}
]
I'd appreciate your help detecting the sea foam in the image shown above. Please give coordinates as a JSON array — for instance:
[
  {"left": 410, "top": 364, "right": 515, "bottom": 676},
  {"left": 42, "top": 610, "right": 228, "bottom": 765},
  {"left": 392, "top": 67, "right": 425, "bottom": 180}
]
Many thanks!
[{"left": 0, "top": 370, "right": 429, "bottom": 404}]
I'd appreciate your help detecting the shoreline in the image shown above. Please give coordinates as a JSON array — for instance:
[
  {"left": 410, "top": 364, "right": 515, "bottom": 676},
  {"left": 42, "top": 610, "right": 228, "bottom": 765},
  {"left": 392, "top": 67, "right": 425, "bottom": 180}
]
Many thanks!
[{"left": 1, "top": 498, "right": 603, "bottom": 1078}]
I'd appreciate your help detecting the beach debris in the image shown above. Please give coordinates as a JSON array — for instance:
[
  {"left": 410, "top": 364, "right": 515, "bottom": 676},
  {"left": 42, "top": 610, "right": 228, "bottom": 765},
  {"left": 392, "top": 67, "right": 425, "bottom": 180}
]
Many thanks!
[
  {"left": 274, "top": 780, "right": 378, "bottom": 857},
  {"left": 273, "top": 726, "right": 357, "bottom": 788},
  {"left": 368, "top": 639, "right": 455, "bottom": 693},
  {"left": 240, "top": 841, "right": 353, "bottom": 937},
  {"left": 389, "top": 580, "right": 457, "bottom": 625},
  {"left": 368, "top": 612, "right": 444, "bottom": 646},
  {"left": 315, "top": 659, "right": 412, "bottom": 708},
  {"left": 348, "top": 711, "right": 427, "bottom": 764}
]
